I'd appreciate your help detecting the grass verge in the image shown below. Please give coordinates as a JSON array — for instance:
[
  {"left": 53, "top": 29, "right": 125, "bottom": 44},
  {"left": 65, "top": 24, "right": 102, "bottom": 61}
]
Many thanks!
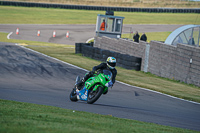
[
  {"left": 0, "top": 99, "right": 198, "bottom": 133},
  {"left": 0, "top": 6, "right": 200, "bottom": 25},
  {"left": 0, "top": 32, "right": 200, "bottom": 103}
]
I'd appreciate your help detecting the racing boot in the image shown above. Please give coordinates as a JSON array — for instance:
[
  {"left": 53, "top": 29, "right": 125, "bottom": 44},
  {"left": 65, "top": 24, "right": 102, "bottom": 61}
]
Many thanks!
[{"left": 76, "top": 71, "right": 92, "bottom": 90}]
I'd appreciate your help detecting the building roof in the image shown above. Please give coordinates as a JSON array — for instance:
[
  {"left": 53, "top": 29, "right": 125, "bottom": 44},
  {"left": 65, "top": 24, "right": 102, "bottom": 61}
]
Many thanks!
[{"left": 165, "top": 25, "right": 200, "bottom": 46}]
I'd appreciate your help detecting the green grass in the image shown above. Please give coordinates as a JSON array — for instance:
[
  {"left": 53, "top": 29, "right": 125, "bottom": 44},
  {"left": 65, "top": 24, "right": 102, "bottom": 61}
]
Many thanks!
[
  {"left": 0, "top": 6, "right": 200, "bottom": 25},
  {"left": 0, "top": 32, "right": 200, "bottom": 103},
  {"left": 0, "top": 99, "right": 198, "bottom": 133}
]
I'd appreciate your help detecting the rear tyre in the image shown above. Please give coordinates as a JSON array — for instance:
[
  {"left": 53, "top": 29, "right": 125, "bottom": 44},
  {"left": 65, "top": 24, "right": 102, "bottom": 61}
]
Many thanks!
[
  {"left": 69, "top": 88, "right": 78, "bottom": 102},
  {"left": 87, "top": 86, "right": 103, "bottom": 104}
]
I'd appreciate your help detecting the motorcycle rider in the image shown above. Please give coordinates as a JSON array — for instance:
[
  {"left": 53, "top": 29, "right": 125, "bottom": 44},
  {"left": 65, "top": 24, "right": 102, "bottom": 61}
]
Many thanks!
[{"left": 76, "top": 57, "right": 117, "bottom": 93}]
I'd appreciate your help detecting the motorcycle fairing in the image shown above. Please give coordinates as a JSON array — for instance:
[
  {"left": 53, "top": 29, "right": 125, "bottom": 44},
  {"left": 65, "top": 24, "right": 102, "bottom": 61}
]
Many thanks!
[
  {"left": 85, "top": 73, "right": 109, "bottom": 91},
  {"left": 77, "top": 87, "right": 89, "bottom": 101}
]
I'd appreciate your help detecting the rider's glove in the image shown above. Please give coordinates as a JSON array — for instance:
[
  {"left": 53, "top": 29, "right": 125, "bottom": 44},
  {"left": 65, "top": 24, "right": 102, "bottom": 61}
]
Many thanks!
[
  {"left": 89, "top": 70, "right": 95, "bottom": 75},
  {"left": 105, "top": 81, "right": 113, "bottom": 87}
]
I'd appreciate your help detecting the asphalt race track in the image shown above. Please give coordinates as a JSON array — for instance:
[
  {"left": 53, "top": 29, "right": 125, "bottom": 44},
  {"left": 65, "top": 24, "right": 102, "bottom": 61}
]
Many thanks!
[
  {"left": 0, "top": 42, "right": 200, "bottom": 131},
  {"left": 0, "top": 24, "right": 183, "bottom": 45},
  {"left": 0, "top": 24, "right": 200, "bottom": 131}
]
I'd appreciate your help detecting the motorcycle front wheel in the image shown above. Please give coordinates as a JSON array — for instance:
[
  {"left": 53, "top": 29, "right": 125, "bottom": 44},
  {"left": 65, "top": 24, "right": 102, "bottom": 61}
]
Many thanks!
[
  {"left": 87, "top": 86, "right": 103, "bottom": 104},
  {"left": 69, "top": 88, "right": 78, "bottom": 102}
]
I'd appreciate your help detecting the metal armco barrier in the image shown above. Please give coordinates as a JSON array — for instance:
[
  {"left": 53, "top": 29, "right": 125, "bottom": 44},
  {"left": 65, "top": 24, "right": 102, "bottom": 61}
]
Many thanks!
[
  {"left": 0, "top": 1, "right": 199, "bottom": 13},
  {"left": 75, "top": 43, "right": 142, "bottom": 71}
]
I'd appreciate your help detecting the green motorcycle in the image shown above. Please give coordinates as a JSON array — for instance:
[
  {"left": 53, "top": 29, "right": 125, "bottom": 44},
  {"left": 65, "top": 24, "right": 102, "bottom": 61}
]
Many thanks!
[{"left": 70, "top": 69, "right": 113, "bottom": 104}]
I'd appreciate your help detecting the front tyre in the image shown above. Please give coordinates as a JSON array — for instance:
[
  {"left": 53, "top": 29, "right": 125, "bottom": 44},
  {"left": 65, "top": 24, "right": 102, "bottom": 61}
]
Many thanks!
[
  {"left": 87, "top": 86, "right": 103, "bottom": 104},
  {"left": 69, "top": 88, "right": 78, "bottom": 102}
]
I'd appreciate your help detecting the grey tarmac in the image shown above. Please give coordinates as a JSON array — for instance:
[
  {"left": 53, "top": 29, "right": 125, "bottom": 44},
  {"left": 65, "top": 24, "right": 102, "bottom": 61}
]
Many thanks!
[
  {"left": 0, "top": 24, "right": 183, "bottom": 45},
  {"left": 1, "top": 24, "right": 200, "bottom": 131},
  {"left": 0, "top": 42, "right": 200, "bottom": 131}
]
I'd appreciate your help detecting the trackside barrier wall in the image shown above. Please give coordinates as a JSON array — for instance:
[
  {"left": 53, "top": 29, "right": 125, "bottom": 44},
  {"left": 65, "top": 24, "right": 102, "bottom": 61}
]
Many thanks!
[
  {"left": 0, "top": 1, "right": 200, "bottom": 13},
  {"left": 94, "top": 36, "right": 147, "bottom": 70},
  {"left": 94, "top": 36, "right": 200, "bottom": 87},
  {"left": 75, "top": 43, "right": 142, "bottom": 71}
]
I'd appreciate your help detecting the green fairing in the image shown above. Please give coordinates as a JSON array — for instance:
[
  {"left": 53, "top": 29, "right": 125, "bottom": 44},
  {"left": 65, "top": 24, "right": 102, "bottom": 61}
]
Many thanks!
[{"left": 85, "top": 73, "right": 109, "bottom": 93}]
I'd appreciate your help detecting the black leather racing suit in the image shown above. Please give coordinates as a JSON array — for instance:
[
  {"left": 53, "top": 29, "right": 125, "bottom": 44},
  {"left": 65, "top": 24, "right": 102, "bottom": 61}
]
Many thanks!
[
  {"left": 77, "top": 63, "right": 117, "bottom": 89},
  {"left": 92, "top": 63, "right": 117, "bottom": 84}
]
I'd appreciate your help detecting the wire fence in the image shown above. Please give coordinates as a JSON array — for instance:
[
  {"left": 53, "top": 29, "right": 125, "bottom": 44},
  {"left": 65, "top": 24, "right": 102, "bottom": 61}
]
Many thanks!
[
  {"left": 1, "top": 0, "right": 200, "bottom": 8},
  {"left": 0, "top": 1, "right": 200, "bottom": 13}
]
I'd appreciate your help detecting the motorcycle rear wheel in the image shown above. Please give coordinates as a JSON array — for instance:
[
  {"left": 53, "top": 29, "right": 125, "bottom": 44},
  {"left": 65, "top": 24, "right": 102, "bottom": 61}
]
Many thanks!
[
  {"left": 69, "top": 88, "right": 78, "bottom": 102},
  {"left": 87, "top": 86, "right": 103, "bottom": 104}
]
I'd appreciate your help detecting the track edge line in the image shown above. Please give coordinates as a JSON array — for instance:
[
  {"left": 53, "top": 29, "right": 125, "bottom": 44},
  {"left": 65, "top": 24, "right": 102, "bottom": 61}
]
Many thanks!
[{"left": 15, "top": 43, "right": 200, "bottom": 105}]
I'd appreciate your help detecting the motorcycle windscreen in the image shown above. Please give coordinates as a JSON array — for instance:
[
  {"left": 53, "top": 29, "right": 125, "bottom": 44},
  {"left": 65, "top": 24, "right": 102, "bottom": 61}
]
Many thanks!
[{"left": 103, "top": 69, "right": 112, "bottom": 80}]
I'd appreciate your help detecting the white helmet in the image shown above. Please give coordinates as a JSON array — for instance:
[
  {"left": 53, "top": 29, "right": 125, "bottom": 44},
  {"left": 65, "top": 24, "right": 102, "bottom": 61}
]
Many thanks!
[{"left": 106, "top": 57, "right": 116, "bottom": 69}]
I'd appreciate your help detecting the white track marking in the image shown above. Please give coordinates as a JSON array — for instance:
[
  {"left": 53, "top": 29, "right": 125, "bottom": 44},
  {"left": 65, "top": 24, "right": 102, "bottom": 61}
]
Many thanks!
[
  {"left": 15, "top": 43, "right": 200, "bottom": 105},
  {"left": 15, "top": 43, "right": 88, "bottom": 72},
  {"left": 7, "top": 32, "right": 13, "bottom": 39},
  {"left": 86, "top": 37, "right": 94, "bottom": 43},
  {"left": 117, "top": 81, "right": 200, "bottom": 105}
]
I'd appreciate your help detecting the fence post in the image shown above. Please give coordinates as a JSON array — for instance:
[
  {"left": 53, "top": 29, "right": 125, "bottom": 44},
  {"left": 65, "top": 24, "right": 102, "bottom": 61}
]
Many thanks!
[{"left": 143, "top": 43, "right": 150, "bottom": 72}]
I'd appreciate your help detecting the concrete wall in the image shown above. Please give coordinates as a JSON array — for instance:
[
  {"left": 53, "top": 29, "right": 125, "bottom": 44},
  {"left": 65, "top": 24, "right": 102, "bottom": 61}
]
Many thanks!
[
  {"left": 149, "top": 41, "right": 200, "bottom": 86},
  {"left": 75, "top": 43, "right": 142, "bottom": 71},
  {"left": 94, "top": 36, "right": 147, "bottom": 70},
  {"left": 94, "top": 36, "right": 200, "bottom": 87}
]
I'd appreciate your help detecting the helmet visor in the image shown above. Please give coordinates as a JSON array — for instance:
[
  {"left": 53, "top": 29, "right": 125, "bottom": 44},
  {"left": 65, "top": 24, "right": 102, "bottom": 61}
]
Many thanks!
[{"left": 108, "top": 62, "right": 116, "bottom": 67}]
